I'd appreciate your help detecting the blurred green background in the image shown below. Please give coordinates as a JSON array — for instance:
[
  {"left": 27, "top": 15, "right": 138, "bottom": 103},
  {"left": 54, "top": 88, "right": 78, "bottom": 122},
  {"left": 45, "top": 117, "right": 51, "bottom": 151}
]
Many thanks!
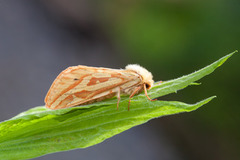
[
  {"left": 102, "top": 1, "right": 240, "bottom": 159},
  {"left": 0, "top": 0, "right": 239, "bottom": 160}
]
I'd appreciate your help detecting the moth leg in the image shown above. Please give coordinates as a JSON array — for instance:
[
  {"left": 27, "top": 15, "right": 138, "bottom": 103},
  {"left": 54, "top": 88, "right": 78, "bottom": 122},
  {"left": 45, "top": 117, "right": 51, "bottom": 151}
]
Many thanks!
[
  {"left": 117, "top": 87, "right": 121, "bottom": 110},
  {"left": 144, "top": 84, "right": 157, "bottom": 102},
  {"left": 128, "top": 86, "right": 143, "bottom": 111}
]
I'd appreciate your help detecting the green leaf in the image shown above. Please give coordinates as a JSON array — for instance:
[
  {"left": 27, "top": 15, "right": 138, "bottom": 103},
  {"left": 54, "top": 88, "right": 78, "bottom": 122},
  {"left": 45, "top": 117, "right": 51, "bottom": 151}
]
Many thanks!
[{"left": 0, "top": 51, "right": 237, "bottom": 160}]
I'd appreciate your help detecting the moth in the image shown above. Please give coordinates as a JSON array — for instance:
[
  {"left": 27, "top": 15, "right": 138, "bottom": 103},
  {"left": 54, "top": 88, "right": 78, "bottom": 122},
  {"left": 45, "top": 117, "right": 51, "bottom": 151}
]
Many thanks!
[{"left": 45, "top": 64, "right": 155, "bottom": 110}]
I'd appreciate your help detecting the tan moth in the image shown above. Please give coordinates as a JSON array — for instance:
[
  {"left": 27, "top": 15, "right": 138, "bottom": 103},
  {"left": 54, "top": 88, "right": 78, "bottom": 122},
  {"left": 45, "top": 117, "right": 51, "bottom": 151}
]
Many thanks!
[{"left": 45, "top": 64, "right": 155, "bottom": 110}]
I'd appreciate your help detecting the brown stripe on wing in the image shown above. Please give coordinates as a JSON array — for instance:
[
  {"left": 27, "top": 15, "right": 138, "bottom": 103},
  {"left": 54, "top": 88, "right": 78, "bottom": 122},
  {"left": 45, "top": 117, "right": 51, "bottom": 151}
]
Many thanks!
[
  {"left": 57, "top": 95, "right": 74, "bottom": 109},
  {"left": 45, "top": 66, "right": 120, "bottom": 108},
  {"left": 48, "top": 74, "right": 91, "bottom": 107},
  {"left": 74, "top": 90, "right": 92, "bottom": 98},
  {"left": 47, "top": 68, "right": 140, "bottom": 109},
  {"left": 87, "top": 77, "right": 110, "bottom": 86},
  {"left": 73, "top": 92, "right": 117, "bottom": 107},
  {"left": 61, "top": 79, "right": 132, "bottom": 108},
  {"left": 45, "top": 66, "right": 82, "bottom": 107}
]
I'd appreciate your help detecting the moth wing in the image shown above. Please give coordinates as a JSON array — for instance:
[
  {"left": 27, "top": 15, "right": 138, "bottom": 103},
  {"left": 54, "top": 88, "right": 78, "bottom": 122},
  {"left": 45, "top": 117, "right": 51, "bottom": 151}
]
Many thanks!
[{"left": 45, "top": 65, "right": 141, "bottom": 109}]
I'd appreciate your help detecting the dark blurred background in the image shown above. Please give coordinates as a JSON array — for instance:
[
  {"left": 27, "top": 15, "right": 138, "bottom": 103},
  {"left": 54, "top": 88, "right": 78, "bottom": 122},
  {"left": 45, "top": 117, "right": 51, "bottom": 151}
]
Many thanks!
[{"left": 0, "top": 1, "right": 239, "bottom": 160}]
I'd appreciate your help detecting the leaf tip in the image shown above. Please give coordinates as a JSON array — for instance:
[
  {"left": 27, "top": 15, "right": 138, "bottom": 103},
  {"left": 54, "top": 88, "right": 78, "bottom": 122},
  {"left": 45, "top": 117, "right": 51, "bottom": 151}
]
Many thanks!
[
  {"left": 226, "top": 50, "right": 238, "bottom": 59},
  {"left": 210, "top": 95, "right": 217, "bottom": 100},
  {"left": 203, "top": 95, "right": 217, "bottom": 103},
  {"left": 216, "top": 51, "right": 237, "bottom": 68},
  {"left": 229, "top": 50, "right": 238, "bottom": 56}
]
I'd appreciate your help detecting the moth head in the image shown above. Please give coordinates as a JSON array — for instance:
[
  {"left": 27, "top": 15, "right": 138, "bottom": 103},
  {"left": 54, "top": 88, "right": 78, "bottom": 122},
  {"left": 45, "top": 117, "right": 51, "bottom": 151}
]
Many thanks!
[{"left": 125, "top": 64, "right": 154, "bottom": 89}]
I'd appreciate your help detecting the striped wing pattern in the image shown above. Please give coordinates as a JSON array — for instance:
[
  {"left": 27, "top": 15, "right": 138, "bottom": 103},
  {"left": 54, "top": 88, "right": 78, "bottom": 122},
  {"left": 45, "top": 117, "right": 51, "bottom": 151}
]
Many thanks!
[{"left": 45, "top": 65, "right": 141, "bottom": 109}]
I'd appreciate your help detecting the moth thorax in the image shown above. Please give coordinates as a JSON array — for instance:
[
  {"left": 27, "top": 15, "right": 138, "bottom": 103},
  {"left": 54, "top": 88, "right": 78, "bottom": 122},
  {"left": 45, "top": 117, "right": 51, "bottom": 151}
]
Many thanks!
[{"left": 125, "top": 64, "right": 154, "bottom": 89}]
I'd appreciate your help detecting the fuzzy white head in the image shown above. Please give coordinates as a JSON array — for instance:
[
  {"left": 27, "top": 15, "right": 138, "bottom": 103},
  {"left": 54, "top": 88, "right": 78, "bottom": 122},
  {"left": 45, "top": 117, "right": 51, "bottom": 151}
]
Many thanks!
[{"left": 125, "top": 64, "right": 154, "bottom": 89}]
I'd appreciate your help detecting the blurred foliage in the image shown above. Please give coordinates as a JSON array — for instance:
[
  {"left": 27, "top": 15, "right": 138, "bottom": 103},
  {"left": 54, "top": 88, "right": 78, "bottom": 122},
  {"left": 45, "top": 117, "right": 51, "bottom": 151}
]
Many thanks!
[{"left": 95, "top": 0, "right": 240, "bottom": 159}]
